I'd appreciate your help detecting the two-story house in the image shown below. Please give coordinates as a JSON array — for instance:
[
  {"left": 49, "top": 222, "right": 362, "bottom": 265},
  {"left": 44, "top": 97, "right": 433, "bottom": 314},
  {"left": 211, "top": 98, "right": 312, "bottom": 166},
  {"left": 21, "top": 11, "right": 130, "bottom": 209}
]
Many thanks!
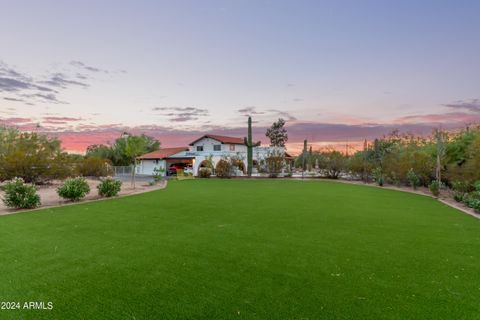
[{"left": 137, "top": 134, "right": 288, "bottom": 176}]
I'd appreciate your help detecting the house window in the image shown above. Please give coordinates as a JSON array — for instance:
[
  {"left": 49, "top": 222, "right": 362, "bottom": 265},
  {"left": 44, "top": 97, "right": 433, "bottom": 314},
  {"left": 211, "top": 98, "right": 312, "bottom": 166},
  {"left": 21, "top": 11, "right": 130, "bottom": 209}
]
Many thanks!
[
  {"left": 214, "top": 145, "right": 221, "bottom": 151},
  {"left": 197, "top": 146, "right": 204, "bottom": 151},
  {"left": 229, "top": 144, "right": 235, "bottom": 151}
]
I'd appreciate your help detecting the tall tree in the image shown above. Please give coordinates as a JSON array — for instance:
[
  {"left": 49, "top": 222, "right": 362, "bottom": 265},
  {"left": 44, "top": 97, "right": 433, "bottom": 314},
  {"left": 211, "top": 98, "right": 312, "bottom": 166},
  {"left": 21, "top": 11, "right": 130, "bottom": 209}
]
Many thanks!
[
  {"left": 122, "top": 134, "right": 151, "bottom": 188},
  {"left": 86, "top": 133, "right": 160, "bottom": 166},
  {"left": 85, "top": 144, "right": 113, "bottom": 160},
  {"left": 112, "top": 133, "right": 160, "bottom": 166},
  {"left": 265, "top": 118, "right": 288, "bottom": 147}
]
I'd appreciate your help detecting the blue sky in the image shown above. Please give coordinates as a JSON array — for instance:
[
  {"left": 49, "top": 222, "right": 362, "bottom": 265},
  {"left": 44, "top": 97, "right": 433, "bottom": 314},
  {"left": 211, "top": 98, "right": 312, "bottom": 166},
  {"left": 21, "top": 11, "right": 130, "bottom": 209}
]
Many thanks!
[{"left": 1, "top": 0, "right": 479, "bottom": 151}]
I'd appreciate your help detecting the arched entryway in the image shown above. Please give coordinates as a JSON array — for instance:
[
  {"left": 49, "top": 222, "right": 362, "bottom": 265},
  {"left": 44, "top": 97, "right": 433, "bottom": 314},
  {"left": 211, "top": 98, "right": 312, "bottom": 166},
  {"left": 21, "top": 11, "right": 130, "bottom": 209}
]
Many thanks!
[
  {"left": 231, "top": 159, "right": 246, "bottom": 174},
  {"left": 195, "top": 159, "right": 214, "bottom": 176}
]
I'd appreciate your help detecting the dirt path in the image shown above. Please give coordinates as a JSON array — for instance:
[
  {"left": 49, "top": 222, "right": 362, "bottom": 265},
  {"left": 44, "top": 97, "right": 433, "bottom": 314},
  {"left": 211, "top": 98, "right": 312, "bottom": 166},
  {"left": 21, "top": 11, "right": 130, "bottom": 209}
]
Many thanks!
[{"left": 0, "top": 179, "right": 167, "bottom": 216}]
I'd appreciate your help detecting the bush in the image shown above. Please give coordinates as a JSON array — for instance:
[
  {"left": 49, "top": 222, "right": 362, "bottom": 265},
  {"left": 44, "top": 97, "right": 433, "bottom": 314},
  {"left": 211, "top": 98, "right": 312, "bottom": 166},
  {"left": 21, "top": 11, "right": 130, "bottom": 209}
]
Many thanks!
[
  {"left": 372, "top": 167, "right": 384, "bottom": 186},
  {"left": 77, "top": 157, "right": 113, "bottom": 177},
  {"left": 152, "top": 167, "right": 165, "bottom": 182},
  {"left": 475, "top": 181, "right": 480, "bottom": 192},
  {"left": 463, "top": 194, "right": 480, "bottom": 212},
  {"left": 429, "top": 180, "right": 440, "bottom": 197},
  {"left": 198, "top": 168, "right": 211, "bottom": 178},
  {"left": 57, "top": 177, "right": 90, "bottom": 201},
  {"left": 97, "top": 178, "right": 122, "bottom": 197},
  {"left": 453, "top": 193, "right": 464, "bottom": 202},
  {"left": 215, "top": 159, "right": 232, "bottom": 178},
  {"left": 407, "top": 168, "right": 420, "bottom": 190},
  {"left": 470, "top": 199, "right": 480, "bottom": 212},
  {"left": 452, "top": 180, "right": 471, "bottom": 202},
  {"left": 2, "top": 178, "right": 41, "bottom": 209},
  {"left": 462, "top": 189, "right": 480, "bottom": 211}
]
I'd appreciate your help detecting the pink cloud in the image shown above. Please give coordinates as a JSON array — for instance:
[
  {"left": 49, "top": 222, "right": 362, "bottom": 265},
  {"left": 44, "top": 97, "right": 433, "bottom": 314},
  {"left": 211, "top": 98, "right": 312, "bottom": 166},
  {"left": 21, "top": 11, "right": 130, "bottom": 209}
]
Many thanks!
[
  {"left": 43, "top": 116, "right": 83, "bottom": 122},
  {"left": 394, "top": 112, "right": 480, "bottom": 124},
  {"left": 4, "top": 108, "right": 479, "bottom": 155},
  {"left": 0, "top": 117, "right": 33, "bottom": 125}
]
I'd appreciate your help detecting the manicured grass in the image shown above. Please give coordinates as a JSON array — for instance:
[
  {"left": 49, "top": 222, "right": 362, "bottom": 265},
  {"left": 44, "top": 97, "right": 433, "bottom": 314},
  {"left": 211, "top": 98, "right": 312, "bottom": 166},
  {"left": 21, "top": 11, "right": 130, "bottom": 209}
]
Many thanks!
[{"left": 1, "top": 180, "right": 479, "bottom": 319}]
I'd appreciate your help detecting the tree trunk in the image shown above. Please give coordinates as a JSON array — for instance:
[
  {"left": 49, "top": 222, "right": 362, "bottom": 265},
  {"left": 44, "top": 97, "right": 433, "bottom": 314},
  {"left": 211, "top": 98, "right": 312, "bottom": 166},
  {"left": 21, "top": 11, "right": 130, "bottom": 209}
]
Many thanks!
[{"left": 131, "top": 164, "right": 136, "bottom": 188}]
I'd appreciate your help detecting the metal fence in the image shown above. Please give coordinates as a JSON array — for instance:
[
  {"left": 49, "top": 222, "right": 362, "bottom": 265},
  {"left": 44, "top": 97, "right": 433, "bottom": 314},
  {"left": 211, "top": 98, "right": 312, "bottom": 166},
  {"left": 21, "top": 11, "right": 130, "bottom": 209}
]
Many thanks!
[{"left": 113, "top": 166, "right": 133, "bottom": 176}]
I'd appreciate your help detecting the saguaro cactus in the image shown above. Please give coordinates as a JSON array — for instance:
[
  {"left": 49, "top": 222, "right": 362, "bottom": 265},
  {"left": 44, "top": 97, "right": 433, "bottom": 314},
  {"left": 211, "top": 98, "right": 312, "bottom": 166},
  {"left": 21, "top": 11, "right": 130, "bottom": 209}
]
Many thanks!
[
  {"left": 244, "top": 116, "right": 260, "bottom": 177},
  {"left": 302, "top": 139, "right": 308, "bottom": 171}
]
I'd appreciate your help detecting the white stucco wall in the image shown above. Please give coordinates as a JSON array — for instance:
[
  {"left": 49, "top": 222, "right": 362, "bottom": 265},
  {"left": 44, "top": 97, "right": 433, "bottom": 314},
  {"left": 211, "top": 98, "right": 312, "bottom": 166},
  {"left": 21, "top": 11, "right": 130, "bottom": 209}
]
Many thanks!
[
  {"left": 188, "top": 138, "right": 286, "bottom": 176},
  {"left": 190, "top": 138, "right": 247, "bottom": 153}
]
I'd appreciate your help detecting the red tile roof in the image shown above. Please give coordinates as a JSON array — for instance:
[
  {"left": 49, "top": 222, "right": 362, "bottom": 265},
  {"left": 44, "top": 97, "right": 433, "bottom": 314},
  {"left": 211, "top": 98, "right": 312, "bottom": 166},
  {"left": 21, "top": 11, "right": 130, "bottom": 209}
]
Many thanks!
[
  {"left": 189, "top": 134, "right": 246, "bottom": 146},
  {"left": 137, "top": 147, "right": 189, "bottom": 160},
  {"left": 284, "top": 152, "right": 294, "bottom": 159}
]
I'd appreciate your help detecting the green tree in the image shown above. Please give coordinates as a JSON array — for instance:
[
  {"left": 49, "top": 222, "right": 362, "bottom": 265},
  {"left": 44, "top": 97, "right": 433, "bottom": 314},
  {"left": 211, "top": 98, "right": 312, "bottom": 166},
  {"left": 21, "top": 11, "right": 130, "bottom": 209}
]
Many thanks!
[
  {"left": 86, "top": 133, "right": 160, "bottom": 166},
  {"left": 320, "top": 150, "right": 346, "bottom": 179},
  {"left": 265, "top": 118, "right": 288, "bottom": 147},
  {"left": 265, "top": 149, "right": 285, "bottom": 177},
  {"left": 122, "top": 134, "right": 153, "bottom": 188},
  {"left": 86, "top": 144, "right": 113, "bottom": 160},
  {"left": 0, "top": 128, "right": 73, "bottom": 183}
]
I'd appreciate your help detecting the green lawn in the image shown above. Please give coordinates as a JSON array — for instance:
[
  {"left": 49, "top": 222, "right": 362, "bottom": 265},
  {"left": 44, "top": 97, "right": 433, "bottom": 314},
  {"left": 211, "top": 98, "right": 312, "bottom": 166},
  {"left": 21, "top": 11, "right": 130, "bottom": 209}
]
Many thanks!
[{"left": 1, "top": 180, "right": 479, "bottom": 319}]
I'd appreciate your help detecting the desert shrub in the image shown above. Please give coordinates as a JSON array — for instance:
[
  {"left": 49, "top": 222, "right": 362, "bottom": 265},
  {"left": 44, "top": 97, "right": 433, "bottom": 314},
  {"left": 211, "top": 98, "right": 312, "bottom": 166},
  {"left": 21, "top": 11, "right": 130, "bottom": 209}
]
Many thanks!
[
  {"left": 372, "top": 167, "right": 384, "bottom": 186},
  {"left": 77, "top": 157, "right": 112, "bottom": 177},
  {"left": 57, "top": 177, "right": 90, "bottom": 201},
  {"left": 463, "top": 192, "right": 480, "bottom": 212},
  {"left": 198, "top": 168, "right": 211, "bottom": 178},
  {"left": 215, "top": 159, "right": 232, "bottom": 178},
  {"left": 407, "top": 168, "right": 420, "bottom": 190},
  {"left": 475, "top": 181, "right": 480, "bottom": 192},
  {"left": 97, "top": 178, "right": 122, "bottom": 197},
  {"left": 152, "top": 167, "right": 165, "bottom": 182},
  {"left": 2, "top": 178, "right": 41, "bottom": 209},
  {"left": 453, "top": 193, "right": 464, "bottom": 202},
  {"left": 429, "top": 180, "right": 440, "bottom": 197},
  {"left": 0, "top": 128, "right": 79, "bottom": 183},
  {"left": 265, "top": 150, "right": 285, "bottom": 178},
  {"left": 452, "top": 180, "right": 471, "bottom": 202},
  {"left": 321, "top": 150, "right": 346, "bottom": 179}
]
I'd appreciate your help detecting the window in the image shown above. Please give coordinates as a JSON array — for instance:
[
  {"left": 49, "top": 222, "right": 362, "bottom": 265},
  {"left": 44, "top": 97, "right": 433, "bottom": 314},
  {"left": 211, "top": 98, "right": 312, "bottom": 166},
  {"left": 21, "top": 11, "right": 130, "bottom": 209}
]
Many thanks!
[
  {"left": 229, "top": 144, "right": 235, "bottom": 151},
  {"left": 196, "top": 146, "right": 203, "bottom": 151},
  {"left": 214, "top": 145, "right": 221, "bottom": 151}
]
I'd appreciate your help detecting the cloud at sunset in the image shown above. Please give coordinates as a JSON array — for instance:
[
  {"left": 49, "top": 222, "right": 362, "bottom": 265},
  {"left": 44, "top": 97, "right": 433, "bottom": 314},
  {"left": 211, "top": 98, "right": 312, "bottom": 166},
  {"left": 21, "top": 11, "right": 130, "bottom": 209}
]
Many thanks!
[{"left": 2, "top": 108, "right": 475, "bottom": 154}]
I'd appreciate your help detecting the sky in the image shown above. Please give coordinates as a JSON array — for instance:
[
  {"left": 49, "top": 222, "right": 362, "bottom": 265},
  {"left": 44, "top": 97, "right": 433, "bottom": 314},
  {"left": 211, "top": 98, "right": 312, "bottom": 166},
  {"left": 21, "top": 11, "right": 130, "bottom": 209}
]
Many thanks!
[{"left": 1, "top": 0, "right": 479, "bottom": 153}]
